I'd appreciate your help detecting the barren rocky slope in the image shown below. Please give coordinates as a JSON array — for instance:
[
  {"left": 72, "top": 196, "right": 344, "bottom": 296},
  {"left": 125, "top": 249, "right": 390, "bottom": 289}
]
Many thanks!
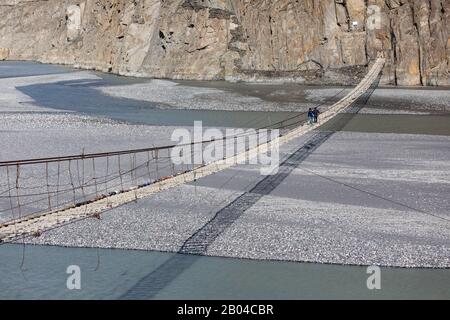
[{"left": 0, "top": 0, "right": 448, "bottom": 85}]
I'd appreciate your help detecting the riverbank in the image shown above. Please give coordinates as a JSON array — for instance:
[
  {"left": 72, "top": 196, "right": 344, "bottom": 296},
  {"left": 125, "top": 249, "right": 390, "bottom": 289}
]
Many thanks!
[{"left": 1, "top": 61, "right": 450, "bottom": 269}]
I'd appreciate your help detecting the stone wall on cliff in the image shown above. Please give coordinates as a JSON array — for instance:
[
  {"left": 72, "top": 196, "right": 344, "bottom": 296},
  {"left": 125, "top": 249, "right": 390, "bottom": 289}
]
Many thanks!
[{"left": 0, "top": 0, "right": 448, "bottom": 85}]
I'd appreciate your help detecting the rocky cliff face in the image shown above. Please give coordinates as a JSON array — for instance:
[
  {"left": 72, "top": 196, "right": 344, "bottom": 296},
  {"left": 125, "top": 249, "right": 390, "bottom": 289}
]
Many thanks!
[{"left": 0, "top": 0, "right": 448, "bottom": 85}]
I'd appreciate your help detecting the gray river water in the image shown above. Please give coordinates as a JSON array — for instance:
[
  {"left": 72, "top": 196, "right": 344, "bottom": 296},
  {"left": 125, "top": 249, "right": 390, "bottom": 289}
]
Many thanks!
[
  {"left": 1, "top": 244, "right": 449, "bottom": 300},
  {"left": 2, "top": 61, "right": 300, "bottom": 128},
  {"left": 1, "top": 61, "right": 449, "bottom": 300}
]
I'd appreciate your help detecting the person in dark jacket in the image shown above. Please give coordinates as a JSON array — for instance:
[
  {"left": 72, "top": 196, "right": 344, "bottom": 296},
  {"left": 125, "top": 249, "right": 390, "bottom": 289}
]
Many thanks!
[
  {"left": 313, "top": 107, "right": 320, "bottom": 123},
  {"left": 308, "top": 108, "right": 314, "bottom": 125}
]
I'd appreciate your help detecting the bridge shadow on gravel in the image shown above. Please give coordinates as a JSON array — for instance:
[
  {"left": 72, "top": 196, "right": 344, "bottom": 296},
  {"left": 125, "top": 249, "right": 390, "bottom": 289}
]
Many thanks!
[
  {"left": 121, "top": 76, "right": 381, "bottom": 300},
  {"left": 120, "top": 131, "right": 333, "bottom": 300}
]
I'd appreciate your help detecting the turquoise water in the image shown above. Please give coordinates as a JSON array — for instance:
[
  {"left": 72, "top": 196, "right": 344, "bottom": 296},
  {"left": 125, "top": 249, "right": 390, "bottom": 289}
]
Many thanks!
[
  {"left": 0, "top": 61, "right": 74, "bottom": 78},
  {"left": 1, "top": 244, "right": 449, "bottom": 300}
]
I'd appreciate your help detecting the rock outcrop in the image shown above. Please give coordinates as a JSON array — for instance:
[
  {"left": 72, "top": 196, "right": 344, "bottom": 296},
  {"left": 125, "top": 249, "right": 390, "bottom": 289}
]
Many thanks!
[
  {"left": 0, "top": 0, "right": 448, "bottom": 85},
  {"left": 0, "top": 48, "right": 9, "bottom": 60}
]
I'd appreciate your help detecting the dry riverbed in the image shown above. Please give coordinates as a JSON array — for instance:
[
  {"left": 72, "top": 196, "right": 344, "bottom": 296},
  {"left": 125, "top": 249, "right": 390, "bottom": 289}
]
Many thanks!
[{"left": 1, "top": 61, "right": 450, "bottom": 268}]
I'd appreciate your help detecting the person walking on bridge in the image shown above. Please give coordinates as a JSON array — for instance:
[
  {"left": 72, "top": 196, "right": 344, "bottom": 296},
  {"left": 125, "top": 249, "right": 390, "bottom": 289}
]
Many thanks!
[
  {"left": 308, "top": 108, "right": 314, "bottom": 125},
  {"left": 313, "top": 107, "right": 321, "bottom": 123}
]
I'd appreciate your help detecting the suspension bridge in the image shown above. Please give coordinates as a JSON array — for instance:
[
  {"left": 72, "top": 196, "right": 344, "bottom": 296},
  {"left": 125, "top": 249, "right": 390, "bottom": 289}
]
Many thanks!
[{"left": 0, "top": 58, "right": 385, "bottom": 244}]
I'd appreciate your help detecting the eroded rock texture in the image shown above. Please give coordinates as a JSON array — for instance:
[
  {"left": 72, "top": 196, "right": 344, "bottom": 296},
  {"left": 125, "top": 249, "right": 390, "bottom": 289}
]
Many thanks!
[{"left": 0, "top": 0, "right": 448, "bottom": 85}]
